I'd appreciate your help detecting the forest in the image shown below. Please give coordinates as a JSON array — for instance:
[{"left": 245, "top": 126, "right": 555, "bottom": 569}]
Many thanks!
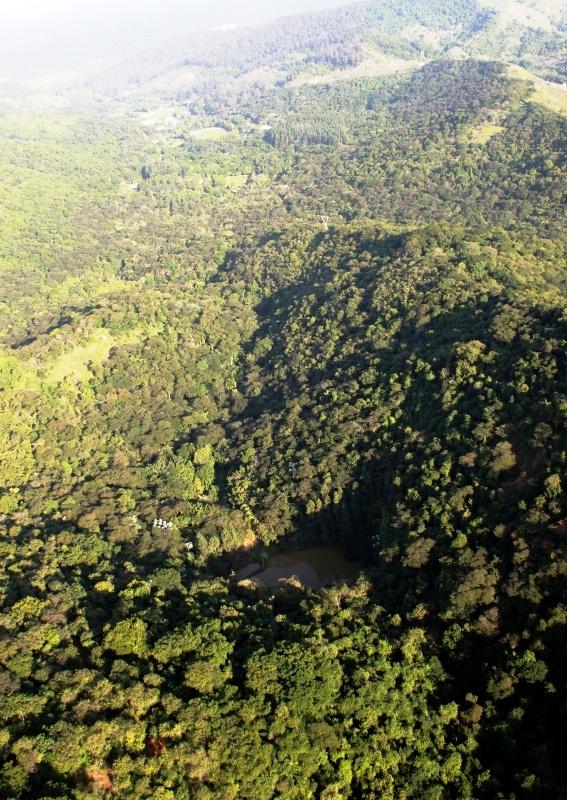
[{"left": 0, "top": 0, "right": 566, "bottom": 798}]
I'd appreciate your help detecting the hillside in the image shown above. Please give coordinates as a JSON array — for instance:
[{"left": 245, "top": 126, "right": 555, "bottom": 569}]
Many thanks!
[
  {"left": 0, "top": 1, "right": 566, "bottom": 799},
  {"left": 68, "top": 0, "right": 565, "bottom": 100}
]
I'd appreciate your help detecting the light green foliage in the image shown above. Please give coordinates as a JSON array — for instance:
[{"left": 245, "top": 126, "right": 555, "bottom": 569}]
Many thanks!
[
  {"left": 188, "top": 126, "right": 230, "bottom": 140},
  {"left": 468, "top": 122, "right": 505, "bottom": 143},
  {"left": 0, "top": 411, "right": 35, "bottom": 489},
  {"left": 104, "top": 619, "right": 148, "bottom": 657}
]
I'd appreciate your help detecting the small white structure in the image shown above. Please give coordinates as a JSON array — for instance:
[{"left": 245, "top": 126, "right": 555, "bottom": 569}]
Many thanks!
[{"left": 153, "top": 518, "right": 173, "bottom": 529}]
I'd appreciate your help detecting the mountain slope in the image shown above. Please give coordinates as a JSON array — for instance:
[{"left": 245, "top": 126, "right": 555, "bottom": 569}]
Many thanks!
[
  {"left": 0, "top": 2, "right": 566, "bottom": 799},
  {"left": 73, "top": 0, "right": 566, "bottom": 102}
]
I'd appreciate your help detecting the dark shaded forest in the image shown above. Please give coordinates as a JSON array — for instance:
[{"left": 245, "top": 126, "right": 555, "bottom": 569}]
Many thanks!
[{"left": 0, "top": 1, "right": 566, "bottom": 798}]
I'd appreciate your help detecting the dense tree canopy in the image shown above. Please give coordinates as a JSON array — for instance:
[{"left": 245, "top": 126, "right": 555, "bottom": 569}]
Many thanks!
[{"left": 0, "top": 1, "right": 566, "bottom": 798}]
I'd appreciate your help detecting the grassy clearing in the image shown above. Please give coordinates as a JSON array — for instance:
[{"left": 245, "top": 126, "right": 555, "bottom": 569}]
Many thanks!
[
  {"left": 221, "top": 174, "right": 248, "bottom": 189},
  {"left": 40, "top": 329, "right": 117, "bottom": 384},
  {"left": 0, "top": 324, "right": 161, "bottom": 390},
  {"left": 136, "top": 106, "right": 186, "bottom": 129},
  {"left": 509, "top": 65, "right": 567, "bottom": 116},
  {"left": 189, "top": 127, "right": 230, "bottom": 140},
  {"left": 469, "top": 122, "right": 505, "bottom": 144}
]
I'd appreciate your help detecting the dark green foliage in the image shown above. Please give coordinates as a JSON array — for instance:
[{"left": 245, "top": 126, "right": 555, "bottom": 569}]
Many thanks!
[{"left": 1, "top": 1, "right": 566, "bottom": 798}]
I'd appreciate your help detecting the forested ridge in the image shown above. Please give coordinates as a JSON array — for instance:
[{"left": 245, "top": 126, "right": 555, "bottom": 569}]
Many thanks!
[{"left": 0, "top": 1, "right": 566, "bottom": 798}]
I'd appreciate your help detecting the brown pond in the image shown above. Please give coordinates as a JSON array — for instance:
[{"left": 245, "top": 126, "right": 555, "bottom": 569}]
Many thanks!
[{"left": 236, "top": 546, "right": 362, "bottom": 590}]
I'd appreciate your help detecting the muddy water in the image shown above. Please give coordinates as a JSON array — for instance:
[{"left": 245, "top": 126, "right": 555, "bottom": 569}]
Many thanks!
[{"left": 236, "top": 546, "right": 362, "bottom": 589}]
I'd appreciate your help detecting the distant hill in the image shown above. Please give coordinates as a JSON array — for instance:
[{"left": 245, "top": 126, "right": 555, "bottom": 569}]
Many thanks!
[{"left": 74, "top": 0, "right": 566, "bottom": 101}]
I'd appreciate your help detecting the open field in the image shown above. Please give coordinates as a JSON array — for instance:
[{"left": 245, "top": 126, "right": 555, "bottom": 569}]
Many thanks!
[
  {"left": 292, "top": 49, "right": 423, "bottom": 87},
  {"left": 468, "top": 122, "right": 506, "bottom": 143},
  {"left": 0, "top": 323, "right": 162, "bottom": 390},
  {"left": 509, "top": 64, "right": 567, "bottom": 116},
  {"left": 188, "top": 126, "right": 230, "bottom": 140}
]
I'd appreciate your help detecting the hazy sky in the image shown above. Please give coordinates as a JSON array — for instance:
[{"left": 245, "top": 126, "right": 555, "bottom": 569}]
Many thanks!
[{"left": 0, "top": 0, "right": 351, "bottom": 80}]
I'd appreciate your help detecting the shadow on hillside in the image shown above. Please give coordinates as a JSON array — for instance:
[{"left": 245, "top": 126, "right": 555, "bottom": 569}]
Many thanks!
[{"left": 201, "top": 223, "right": 565, "bottom": 611}]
